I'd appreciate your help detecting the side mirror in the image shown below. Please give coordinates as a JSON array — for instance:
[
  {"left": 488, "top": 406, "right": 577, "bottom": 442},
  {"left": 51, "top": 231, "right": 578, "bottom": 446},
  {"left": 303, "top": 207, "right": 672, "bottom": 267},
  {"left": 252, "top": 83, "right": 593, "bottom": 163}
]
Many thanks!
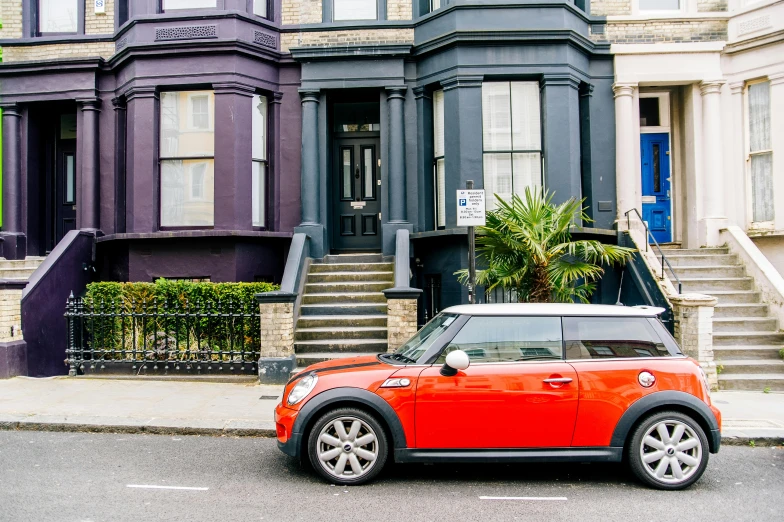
[{"left": 440, "top": 350, "right": 470, "bottom": 376}]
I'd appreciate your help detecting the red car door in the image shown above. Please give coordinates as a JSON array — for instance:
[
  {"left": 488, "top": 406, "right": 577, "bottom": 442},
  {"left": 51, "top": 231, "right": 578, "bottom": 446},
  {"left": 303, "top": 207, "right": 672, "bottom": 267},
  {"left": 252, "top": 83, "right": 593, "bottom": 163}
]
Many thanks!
[{"left": 414, "top": 315, "right": 579, "bottom": 449}]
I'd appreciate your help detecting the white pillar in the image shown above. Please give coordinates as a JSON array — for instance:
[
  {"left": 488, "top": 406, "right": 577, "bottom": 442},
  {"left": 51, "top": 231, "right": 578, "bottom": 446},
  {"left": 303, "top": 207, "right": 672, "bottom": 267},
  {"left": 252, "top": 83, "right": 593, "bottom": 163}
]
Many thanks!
[
  {"left": 614, "top": 83, "right": 639, "bottom": 228},
  {"left": 728, "top": 82, "right": 745, "bottom": 228},
  {"left": 769, "top": 73, "right": 784, "bottom": 231},
  {"left": 699, "top": 80, "right": 727, "bottom": 246}
]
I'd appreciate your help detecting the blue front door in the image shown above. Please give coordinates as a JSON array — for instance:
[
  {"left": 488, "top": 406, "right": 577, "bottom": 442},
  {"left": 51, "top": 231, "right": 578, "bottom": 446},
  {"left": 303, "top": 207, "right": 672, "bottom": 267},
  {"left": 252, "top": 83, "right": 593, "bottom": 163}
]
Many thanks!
[{"left": 641, "top": 133, "right": 672, "bottom": 243}]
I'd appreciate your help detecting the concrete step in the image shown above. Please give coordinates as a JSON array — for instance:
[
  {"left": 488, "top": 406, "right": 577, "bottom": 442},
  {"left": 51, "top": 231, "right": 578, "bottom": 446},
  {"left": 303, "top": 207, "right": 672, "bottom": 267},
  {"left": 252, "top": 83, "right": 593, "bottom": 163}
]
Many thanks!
[
  {"left": 666, "top": 254, "right": 739, "bottom": 267},
  {"left": 718, "top": 360, "right": 784, "bottom": 375},
  {"left": 713, "top": 317, "right": 778, "bottom": 333},
  {"left": 309, "top": 263, "right": 394, "bottom": 274},
  {"left": 667, "top": 265, "right": 746, "bottom": 278},
  {"left": 714, "top": 304, "right": 770, "bottom": 318},
  {"left": 714, "top": 331, "right": 784, "bottom": 346},
  {"left": 679, "top": 277, "right": 754, "bottom": 292},
  {"left": 294, "top": 339, "right": 388, "bottom": 354},
  {"left": 713, "top": 345, "right": 784, "bottom": 360},
  {"left": 705, "top": 291, "right": 762, "bottom": 305},
  {"left": 0, "top": 268, "right": 37, "bottom": 280},
  {"left": 718, "top": 374, "right": 784, "bottom": 392},
  {"left": 322, "top": 254, "right": 386, "bottom": 264},
  {"left": 0, "top": 258, "right": 46, "bottom": 270},
  {"left": 663, "top": 248, "right": 729, "bottom": 256},
  {"left": 302, "top": 292, "right": 387, "bottom": 305},
  {"left": 296, "top": 315, "right": 388, "bottom": 328},
  {"left": 307, "top": 271, "right": 394, "bottom": 283},
  {"left": 304, "top": 281, "right": 393, "bottom": 294},
  {"left": 295, "top": 326, "right": 387, "bottom": 342},
  {"left": 299, "top": 303, "right": 388, "bottom": 316},
  {"left": 296, "top": 351, "right": 385, "bottom": 367}
]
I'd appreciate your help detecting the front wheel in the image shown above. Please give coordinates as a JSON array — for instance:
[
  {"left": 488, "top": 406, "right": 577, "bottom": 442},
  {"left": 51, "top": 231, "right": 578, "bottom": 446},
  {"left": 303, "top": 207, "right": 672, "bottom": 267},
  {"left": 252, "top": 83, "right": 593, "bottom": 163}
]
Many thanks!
[
  {"left": 307, "top": 407, "right": 388, "bottom": 485},
  {"left": 627, "top": 411, "right": 710, "bottom": 490}
]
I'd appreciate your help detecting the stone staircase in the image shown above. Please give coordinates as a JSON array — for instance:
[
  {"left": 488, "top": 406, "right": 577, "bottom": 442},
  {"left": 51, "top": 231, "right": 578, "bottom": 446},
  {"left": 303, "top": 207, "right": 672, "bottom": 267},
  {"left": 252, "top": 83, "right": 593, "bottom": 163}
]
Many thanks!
[
  {"left": 294, "top": 253, "right": 394, "bottom": 368},
  {"left": 666, "top": 247, "right": 784, "bottom": 391},
  {"left": 0, "top": 257, "right": 46, "bottom": 281}
]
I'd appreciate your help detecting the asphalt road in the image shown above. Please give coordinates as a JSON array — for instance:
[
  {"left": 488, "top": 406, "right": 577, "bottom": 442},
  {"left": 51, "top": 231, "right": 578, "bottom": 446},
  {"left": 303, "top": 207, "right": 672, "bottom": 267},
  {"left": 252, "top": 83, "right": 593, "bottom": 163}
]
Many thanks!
[{"left": 0, "top": 431, "right": 781, "bottom": 522}]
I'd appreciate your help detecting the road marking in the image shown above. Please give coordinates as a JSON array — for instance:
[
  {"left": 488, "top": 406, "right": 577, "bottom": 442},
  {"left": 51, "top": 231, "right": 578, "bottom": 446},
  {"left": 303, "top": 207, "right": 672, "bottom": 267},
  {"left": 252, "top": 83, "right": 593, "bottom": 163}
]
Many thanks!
[
  {"left": 479, "top": 496, "right": 567, "bottom": 501},
  {"left": 127, "top": 485, "right": 209, "bottom": 491}
]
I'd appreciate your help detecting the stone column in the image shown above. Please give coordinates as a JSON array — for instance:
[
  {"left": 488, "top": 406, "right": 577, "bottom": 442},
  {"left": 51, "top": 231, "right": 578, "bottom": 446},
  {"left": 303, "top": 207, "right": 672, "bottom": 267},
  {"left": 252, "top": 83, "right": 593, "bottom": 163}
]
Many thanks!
[
  {"left": 699, "top": 80, "right": 727, "bottom": 247},
  {"left": 613, "top": 83, "right": 639, "bottom": 228},
  {"left": 78, "top": 98, "right": 101, "bottom": 231},
  {"left": 413, "top": 86, "right": 433, "bottom": 232},
  {"left": 728, "top": 82, "right": 745, "bottom": 226},
  {"left": 270, "top": 92, "right": 284, "bottom": 231},
  {"left": 213, "top": 82, "right": 255, "bottom": 230},
  {"left": 769, "top": 73, "right": 784, "bottom": 229},
  {"left": 671, "top": 293, "right": 719, "bottom": 391},
  {"left": 257, "top": 291, "right": 297, "bottom": 384},
  {"left": 541, "top": 74, "right": 583, "bottom": 207},
  {"left": 386, "top": 86, "right": 408, "bottom": 224},
  {"left": 385, "top": 294, "right": 420, "bottom": 352},
  {"left": 294, "top": 89, "right": 325, "bottom": 257},
  {"left": 0, "top": 105, "right": 26, "bottom": 260}
]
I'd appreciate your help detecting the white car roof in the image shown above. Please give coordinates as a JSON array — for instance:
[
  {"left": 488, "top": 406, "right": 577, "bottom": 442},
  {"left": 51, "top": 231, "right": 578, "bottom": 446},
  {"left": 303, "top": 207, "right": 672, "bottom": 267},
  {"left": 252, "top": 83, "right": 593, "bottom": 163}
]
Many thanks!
[{"left": 442, "top": 303, "right": 666, "bottom": 317}]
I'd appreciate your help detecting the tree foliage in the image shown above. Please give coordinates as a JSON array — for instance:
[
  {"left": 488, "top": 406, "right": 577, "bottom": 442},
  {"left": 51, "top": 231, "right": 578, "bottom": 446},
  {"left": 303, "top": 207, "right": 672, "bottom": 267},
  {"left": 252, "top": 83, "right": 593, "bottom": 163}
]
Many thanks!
[{"left": 458, "top": 187, "right": 635, "bottom": 303}]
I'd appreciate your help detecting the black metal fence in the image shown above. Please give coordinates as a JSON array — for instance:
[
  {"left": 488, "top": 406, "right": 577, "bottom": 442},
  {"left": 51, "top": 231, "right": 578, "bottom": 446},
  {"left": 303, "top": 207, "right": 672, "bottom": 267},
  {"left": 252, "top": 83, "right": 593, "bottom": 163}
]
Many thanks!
[
  {"left": 65, "top": 295, "right": 261, "bottom": 375},
  {"left": 484, "top": 286, "right": 519, "bottom": 304}
]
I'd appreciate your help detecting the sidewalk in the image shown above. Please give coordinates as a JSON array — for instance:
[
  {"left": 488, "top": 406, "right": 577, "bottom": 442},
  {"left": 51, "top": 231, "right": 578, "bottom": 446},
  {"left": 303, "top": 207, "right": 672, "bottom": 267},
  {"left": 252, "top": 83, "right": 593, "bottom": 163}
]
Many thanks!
[{"left": 0, "top": 377, "right": 782, "bottom": 444}]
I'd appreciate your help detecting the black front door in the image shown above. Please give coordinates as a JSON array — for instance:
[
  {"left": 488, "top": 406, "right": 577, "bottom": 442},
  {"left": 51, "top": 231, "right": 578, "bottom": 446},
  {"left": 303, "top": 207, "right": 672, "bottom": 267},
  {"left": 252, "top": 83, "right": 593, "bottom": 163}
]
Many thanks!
[
  {"left": 332, "top": 138, "right": 381, "bottom": 251},
  {"left": 55, "top": 140, "right": 77, "bottom": 244}
]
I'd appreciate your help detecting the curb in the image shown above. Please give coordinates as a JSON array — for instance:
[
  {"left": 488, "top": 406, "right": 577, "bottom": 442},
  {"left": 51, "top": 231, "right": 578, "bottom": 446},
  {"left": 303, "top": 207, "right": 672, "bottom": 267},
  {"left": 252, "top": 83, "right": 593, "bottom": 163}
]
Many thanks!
[
  {"left": 721, "top": 435, "right": 784, "bottom": 447},
  {"left": 0, "top": 420, "right": 277, "bottom": 438}
]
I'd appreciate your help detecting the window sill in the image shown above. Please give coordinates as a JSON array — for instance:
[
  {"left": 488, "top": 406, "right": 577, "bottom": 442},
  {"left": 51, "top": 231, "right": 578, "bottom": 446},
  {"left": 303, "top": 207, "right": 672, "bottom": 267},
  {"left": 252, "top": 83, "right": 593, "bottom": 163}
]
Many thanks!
[{"left": 97, "top": 230, "right": 293, "bottom": 243}]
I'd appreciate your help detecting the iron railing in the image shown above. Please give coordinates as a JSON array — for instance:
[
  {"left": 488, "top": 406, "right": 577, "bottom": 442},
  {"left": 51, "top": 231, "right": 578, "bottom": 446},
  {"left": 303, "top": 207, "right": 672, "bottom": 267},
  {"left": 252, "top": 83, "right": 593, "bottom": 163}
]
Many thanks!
[
  {"left": 485, "top": 286, "right": 519, "bottom": 304},
  {"left": 65, "top": 295, "right": 261, "bottom": 375},
  {"left": 624, "top": 208, "right": 683, "bottom": 294}
]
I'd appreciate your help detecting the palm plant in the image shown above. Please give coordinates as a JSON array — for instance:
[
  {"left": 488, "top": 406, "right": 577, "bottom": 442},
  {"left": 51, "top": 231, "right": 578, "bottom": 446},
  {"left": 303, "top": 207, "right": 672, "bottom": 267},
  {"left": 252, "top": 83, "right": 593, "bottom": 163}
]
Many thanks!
[{"left": 458, "top": 187, "right": 636, "bottom": 303}]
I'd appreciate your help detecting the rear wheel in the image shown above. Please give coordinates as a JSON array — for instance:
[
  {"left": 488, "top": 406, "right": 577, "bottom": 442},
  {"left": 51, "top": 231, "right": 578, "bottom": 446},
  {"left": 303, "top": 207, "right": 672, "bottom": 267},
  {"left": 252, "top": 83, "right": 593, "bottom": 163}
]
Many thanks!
[
  {"left": 307, "top": 407, "right": 388, "bottom": 485},
  {"left": 627, "top": 411, "right": 710, "bottom": 490}
]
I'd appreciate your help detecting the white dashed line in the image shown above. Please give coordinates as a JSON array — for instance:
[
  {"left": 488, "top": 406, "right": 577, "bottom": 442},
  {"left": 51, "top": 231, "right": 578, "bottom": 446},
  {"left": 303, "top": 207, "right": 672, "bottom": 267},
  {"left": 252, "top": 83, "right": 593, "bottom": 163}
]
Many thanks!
[
  {"left": 127, "top": 485, "right": 209, "bottom": 491},
  {"left": 479, "top": 496, "right": 567, "bottom": 501}
]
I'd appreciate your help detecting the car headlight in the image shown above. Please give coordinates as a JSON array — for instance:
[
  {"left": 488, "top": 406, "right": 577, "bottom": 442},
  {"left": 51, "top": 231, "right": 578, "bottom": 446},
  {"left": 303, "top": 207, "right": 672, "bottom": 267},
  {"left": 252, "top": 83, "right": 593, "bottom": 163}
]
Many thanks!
[{"left": 287, "top": 373, "right": 318, "bottom": 406}]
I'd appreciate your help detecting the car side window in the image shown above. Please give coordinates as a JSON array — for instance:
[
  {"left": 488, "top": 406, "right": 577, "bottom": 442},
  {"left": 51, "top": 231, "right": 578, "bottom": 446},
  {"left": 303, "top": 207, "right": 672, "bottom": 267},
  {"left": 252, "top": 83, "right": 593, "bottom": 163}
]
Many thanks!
[
  {"left": 563, "top": 317, "right": 670, "bottom": 360},
  {"left": 436, "top": 316, "right": 563, "bottom": 364}
]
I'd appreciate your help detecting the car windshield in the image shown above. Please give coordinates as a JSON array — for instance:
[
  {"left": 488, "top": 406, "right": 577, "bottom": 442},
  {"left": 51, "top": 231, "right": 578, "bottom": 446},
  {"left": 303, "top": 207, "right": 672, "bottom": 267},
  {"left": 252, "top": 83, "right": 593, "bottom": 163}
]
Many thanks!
[{"left": 391, "top": 313, "right": 457, "bottom": 363}]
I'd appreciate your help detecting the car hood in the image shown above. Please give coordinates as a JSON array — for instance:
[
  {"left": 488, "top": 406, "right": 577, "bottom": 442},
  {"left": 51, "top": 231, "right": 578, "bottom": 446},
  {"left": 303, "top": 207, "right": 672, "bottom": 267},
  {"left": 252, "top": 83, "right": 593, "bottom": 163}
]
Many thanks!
[{"left": 300, "top": 355, "right": 389, "bottom": 375}]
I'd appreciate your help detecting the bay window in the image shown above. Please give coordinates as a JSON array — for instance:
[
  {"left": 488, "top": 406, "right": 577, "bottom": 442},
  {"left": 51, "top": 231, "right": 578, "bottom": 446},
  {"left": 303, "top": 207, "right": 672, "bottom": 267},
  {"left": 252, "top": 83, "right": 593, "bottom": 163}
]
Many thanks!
[
  {"left": 160, "top": 91, "right": 215, "bottom": 228},
  {"left": 748, "top": 80, "right": 773, "bottom": 224},
  {"left": 38, "top": 0, "right": 79, "bottom": 34},
  {"left": 333, "top": 0, "right": 377, "bottom": 21},
  {"left": 433, "top": 89, "right": 446, "bottom": 229},
  {"left": 252, "top": 95, "right": 268, "bottom": 228},
  {"left": 481, "top": 82, "right": 542, "bottom": 211}
]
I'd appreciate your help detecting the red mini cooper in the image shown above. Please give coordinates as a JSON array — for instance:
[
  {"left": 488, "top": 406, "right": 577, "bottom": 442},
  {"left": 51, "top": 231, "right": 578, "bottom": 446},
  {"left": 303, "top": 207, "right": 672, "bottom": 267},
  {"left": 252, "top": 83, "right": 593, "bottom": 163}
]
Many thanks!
[{"left": 275, "top": 304, "right": 721, "bottom": 490}]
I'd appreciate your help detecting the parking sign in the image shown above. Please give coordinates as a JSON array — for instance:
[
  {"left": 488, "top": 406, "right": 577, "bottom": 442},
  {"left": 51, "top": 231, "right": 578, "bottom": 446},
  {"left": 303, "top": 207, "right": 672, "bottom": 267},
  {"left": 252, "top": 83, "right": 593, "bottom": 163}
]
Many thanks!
[{"left": 456, "top": 190, "right": 486, "bottom": 226}]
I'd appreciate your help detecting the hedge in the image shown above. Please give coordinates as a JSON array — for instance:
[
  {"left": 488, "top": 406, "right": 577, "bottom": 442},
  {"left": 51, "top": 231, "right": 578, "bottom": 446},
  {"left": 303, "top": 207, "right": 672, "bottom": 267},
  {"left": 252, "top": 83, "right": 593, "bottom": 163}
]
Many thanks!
[{"left": 79, "top": 279, "right": 279, "bottom": 362}]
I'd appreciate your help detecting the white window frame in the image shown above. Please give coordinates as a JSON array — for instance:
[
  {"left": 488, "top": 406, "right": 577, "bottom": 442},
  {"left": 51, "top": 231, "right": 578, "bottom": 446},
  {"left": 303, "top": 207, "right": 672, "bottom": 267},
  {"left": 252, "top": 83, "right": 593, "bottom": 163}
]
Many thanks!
[
  {"left": 332, "top": 0, "right": 378, "bottom": 21},
  {"left": 252, "top": 94, "right": 269, "bottom": 228},
  {"left": 190, "top": 163, "right": 207, "bottom": 201},
  {"left": 639, "top": 92, "right": 671, "bottom": 133},
  {"left": 632, "top": 0, "right": 690, "bottom": 16},
  {"left": 162, "top": 0, "right": 218, "bottom": 11},
  {"left": 744, "top": 78, "right": 775, "bottom": 229},
  {"left": 188, "top": 93, "right": 212, "bottom": 131},
  {"left": 433, "top": 89, "right": 446, "bottom": 230}
]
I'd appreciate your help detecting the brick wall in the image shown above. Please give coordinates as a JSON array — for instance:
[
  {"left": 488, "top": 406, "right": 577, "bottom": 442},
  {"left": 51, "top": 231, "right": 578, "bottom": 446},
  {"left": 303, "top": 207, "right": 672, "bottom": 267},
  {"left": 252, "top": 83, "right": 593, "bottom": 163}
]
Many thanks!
[
  {"left": 387, "top": 0, "right": 412, "bottom": 21},
  {"left": 281, "top": 28, "right": 414, "bottom": 52},
  {"left": 589, "top": 0, "right": 631, "bottom": 16},
  {"left": 85, "top": 0, "right": 115, "bottom": 35},
  {"left": 258, "top": 301, "right": 295, "bottom": 358},
  {"left": 598, "top": 20, "right": 727, "bottom": 43},
  {"left": 697, "top": 0, "right": 728, "bottom": 12},
  {"left": 282, "top": 0, "right": 322, "bottom": 24},
  {"left": 0, "top": 289, "right": 23, "bottom": 342},
  {"left": 3, "top": 41, "right": 116, "bottom": 62},
  {"left": 671, "top": 294, "right": 719, "bottom": 391},
  {"left": 0, "top": 0, "right": 23, "bottom": 39}
]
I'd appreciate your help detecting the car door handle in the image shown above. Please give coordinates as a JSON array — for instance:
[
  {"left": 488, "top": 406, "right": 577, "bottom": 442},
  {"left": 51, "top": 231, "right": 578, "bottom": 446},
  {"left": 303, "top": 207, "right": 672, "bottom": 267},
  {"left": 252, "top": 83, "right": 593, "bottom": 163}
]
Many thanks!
[{"left": 543, "top": 378, "right": 573, "bottom": 384}]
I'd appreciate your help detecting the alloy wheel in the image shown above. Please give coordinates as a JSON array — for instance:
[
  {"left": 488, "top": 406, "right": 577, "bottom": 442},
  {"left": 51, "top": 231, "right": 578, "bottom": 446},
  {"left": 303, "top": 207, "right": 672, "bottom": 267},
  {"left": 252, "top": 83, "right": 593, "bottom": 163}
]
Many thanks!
[
  {"left": 639, "top": 419, "right": 703, "bottom": 485},
  {"left": 316, "top": 416, "right": 379, "bottom": 479}
]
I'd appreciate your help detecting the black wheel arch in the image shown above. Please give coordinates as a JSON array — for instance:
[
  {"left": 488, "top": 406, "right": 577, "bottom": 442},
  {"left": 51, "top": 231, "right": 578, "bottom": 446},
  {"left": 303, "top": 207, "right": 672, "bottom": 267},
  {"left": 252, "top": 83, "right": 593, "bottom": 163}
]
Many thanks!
[
  {"left": 611, "top": 390, "right": 721, "bottom": 453},
  {"left": 285, "top": 387, "right": 407, "bottom": 461}
]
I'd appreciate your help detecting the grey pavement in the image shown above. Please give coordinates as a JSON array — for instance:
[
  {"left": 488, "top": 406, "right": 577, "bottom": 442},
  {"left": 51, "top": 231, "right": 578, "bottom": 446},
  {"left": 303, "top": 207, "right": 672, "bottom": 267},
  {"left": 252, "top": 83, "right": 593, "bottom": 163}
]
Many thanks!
[
  {"left": 0, "top": 431, "right": 781, "bottom": 522},
  {"left": 0, "top": 377, "right": 783, "bottom": 443}
]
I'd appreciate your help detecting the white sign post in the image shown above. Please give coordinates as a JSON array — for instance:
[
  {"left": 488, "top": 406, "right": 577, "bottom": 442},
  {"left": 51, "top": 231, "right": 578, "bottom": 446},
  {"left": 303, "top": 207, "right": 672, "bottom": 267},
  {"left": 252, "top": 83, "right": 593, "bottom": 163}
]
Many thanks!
[
  {"left": 94, "top": 0, "right": 106, "bottom": 15},
  {"left": 457, "top": 183, "right": 485, "bottom": 304}
]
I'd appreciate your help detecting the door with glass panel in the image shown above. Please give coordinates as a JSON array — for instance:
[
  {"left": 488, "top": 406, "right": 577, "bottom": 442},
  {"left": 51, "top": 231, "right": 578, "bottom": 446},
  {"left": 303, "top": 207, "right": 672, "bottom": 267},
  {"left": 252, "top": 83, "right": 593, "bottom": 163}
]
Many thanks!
[
  {"left": 55, "top": 140, "right": 77, "bottom": 243},
  {"left": 333, "top": 138, "right": 382, "bottom": 252}
]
